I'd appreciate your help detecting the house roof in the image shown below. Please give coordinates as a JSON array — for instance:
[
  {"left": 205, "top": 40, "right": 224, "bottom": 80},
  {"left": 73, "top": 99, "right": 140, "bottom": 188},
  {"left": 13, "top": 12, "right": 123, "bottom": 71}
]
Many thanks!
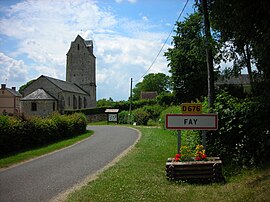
[
  {"left": 140, "top": 91, "right": 158, "bottom": 100},
  {"left": 105, "top": 109, "right": 119, "bottom": 113},
  {"left": 42, "top": 75, "right": 88, "bottom": 95},
  {"left": 21, "top": 88, "right": 55, "bottom": 101},
  {"left": 6, "top": 88, "right": 22, "bottom": 97},
  {"left": 216, "top": 74, "right": 250, "bottom": 85}
]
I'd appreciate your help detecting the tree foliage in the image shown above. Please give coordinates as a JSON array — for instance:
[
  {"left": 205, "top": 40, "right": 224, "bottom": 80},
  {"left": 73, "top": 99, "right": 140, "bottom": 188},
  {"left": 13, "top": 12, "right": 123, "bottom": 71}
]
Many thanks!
[
  {"left": 19, "top": 79, "right": 36, "bottom": 94},
  {"left": 164, "top": 12, "right": 210, "bottom": 103},
  {"left": 209, "top": 0, "right": 270, "bottom": 93},
  {"left": 132, "top": 73, "right": 171, "bottom": 101}
]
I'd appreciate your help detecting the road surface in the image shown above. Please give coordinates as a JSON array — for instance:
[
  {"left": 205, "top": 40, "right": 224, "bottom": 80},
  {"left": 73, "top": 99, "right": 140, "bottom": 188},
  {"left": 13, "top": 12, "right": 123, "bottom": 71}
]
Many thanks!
[{"left": 0, "top": 125, "right": 139, "bottom": 202}]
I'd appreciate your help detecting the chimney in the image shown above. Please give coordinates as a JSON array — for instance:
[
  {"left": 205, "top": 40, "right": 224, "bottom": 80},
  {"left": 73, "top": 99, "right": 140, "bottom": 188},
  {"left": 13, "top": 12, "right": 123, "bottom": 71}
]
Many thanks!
[
  {"left": 12, "top": 87, "right": 16, "bottom": 91},
  {"left": 1, "top": 84, "right": 6, "bottom": 90}
]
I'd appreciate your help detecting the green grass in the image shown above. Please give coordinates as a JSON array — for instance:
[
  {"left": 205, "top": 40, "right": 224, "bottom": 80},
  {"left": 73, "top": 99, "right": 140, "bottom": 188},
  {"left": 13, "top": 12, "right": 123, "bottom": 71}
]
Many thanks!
[
  {"left": 0, "top": 130, "right": 93, "bottom": 168},
  {"left": 66, "top": 127, "right": 270, "bottom": 202}
]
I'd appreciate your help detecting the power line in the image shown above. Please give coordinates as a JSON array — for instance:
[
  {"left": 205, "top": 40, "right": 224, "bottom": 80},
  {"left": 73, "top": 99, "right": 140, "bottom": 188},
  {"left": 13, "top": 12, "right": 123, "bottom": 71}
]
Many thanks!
[{"left": 133, "top": 0, "right": 190, "bottom": 83}]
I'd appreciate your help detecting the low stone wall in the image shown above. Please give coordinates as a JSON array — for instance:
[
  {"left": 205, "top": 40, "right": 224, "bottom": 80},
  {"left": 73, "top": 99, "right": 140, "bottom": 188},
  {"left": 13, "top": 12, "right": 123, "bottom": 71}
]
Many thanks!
[{"left": 86, "top": 113, "right": 107, "bottom": 122}]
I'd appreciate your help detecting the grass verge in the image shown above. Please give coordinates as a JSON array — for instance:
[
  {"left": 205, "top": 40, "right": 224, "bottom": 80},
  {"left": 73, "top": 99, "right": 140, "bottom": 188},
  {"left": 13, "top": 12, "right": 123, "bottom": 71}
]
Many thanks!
[
  {"left": 66, "top": 127, "right": 270, "bottom": 202},
  {"left": 0, "top": 130, "right": 93, "bottom": 168}
]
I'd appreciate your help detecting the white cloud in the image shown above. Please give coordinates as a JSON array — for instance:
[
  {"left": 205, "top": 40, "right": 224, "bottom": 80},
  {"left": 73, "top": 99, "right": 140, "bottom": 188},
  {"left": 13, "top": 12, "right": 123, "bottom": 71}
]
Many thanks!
[
  {"left": 0, "top": 52, "right": 28, "bottom": 86},
  {"left": 115, "top": 0, "right": 137, "bottom": 4},
  {"left": 0, "top": 0, "right": 170, "bottom": 100}
]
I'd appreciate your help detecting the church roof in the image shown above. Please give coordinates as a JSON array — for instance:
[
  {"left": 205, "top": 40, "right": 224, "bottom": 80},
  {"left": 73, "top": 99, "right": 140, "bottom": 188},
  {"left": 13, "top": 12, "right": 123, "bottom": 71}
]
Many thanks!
[
  {"left": 42, "top": 75, "right": 88, "bottom": 95},
  {"left": 21, "top": 88, "right": 55, "bottom": 100}
]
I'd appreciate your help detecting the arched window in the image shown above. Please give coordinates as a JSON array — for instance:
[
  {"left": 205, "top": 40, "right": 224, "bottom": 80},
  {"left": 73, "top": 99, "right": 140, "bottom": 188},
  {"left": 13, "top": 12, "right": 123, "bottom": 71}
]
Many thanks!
[
  {"left": 79, "top": 96, "right": 82, "bottom": 109},
  {"left": 84, "top": 97, "right": 87, "bottom": 108},
  {"left": 77, "top": 44, "right": 80, "bottom": 51},
  {"left": 73, "top": 95, "right": 77, "bottom": 109}
]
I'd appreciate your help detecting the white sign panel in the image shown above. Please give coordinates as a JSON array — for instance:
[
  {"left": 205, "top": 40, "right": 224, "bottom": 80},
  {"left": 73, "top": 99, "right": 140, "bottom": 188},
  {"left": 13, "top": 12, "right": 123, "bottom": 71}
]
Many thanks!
[
  {"left": 108, "top": 114, "right": 118, "bottom": 122},
  {"left": 166, "top": 114, "right": 218, "bottom": 130}
]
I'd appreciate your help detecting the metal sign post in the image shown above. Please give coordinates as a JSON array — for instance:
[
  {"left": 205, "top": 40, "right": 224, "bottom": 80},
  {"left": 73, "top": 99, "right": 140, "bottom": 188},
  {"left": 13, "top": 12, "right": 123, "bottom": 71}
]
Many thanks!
[{"left": 177, "top": 130, "right": 181, "bottom": 154}]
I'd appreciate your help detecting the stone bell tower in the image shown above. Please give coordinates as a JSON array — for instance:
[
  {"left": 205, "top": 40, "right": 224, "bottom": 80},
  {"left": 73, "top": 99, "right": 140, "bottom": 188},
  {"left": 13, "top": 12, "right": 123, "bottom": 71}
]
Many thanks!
[{"left": 66, "top": 35, "right": 96, "bottom": 106}]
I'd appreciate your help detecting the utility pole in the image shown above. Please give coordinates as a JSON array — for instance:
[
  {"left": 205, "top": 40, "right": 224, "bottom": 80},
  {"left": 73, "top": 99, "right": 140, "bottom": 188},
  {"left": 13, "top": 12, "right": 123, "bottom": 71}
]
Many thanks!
[
  {"left": 129, "top": 78, "right": 133, "bottom": 124},
  {"left": 201, "top": 0, "right": 215, "bottom": 109}
]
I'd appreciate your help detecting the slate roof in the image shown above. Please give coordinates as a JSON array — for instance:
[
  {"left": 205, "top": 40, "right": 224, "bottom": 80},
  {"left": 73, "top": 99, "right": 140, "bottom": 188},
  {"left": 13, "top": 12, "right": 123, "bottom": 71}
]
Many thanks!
[
  {"left": 21, "top": 88, "right": 55, "bottom": 100},
  {"left": 6, "top": 88, "right": 22, "bottom": 97},
  {"left": 42, "top": 75, "right": 88, "bottom": 95},
  {"left": 140, "top": 91, "right": 158, "bottom": 100},
  {"left": 216, "top": 74, "right": 250, "bottom": 85}
]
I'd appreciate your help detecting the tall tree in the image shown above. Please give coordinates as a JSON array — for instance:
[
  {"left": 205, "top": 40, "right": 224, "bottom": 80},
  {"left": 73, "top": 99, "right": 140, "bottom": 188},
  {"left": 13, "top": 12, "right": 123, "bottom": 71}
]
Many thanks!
[
  {"left": 201, "top": 0, "right": 215, "bottom": 108},
  {"left": 165, "top": 12, "right": 212, "bottom": 103},
  {"left": 132, "top": 73, "right": 171, "bottom": 100},
  {"left": 209, "top": 0, "right": 270, "bottom": 94}
]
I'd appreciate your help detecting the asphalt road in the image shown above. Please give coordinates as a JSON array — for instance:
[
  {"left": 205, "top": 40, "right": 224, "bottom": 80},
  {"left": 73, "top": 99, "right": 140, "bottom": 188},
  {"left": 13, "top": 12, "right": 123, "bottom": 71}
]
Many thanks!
[{"left": 0, "top": 125, "right": 139, "bottom": 202}]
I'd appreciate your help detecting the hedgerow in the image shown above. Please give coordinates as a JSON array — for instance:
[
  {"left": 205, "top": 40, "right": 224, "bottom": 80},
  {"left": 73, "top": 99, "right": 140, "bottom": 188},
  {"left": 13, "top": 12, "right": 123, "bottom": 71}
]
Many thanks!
[
  {"left": 207, "top": 91, "right": 270, "bottom": 167},
  {"left": 0, "top": 113, "right": 86, "bottom": 156}
]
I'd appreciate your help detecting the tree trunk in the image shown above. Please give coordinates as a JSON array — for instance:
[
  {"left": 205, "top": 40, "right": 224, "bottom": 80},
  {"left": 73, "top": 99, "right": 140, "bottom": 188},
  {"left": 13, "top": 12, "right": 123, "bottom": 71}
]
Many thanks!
[{"left": 201, "top": 0, "right": 215, "bottom": 109}]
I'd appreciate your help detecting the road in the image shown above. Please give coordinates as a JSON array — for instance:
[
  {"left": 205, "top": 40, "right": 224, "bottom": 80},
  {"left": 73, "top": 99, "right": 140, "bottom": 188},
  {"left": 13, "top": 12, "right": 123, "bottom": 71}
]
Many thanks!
[{"left": 0, "top": 126, "right": 139, "bottom": 202}]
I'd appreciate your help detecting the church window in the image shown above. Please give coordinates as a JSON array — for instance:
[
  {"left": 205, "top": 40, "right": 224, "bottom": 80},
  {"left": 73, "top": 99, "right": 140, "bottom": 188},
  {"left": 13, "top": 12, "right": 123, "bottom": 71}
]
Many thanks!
[
  {"left": 73, "top": 95, "right": 77, "bottom": 109},
  {"left": 84, "top": 97, "right": 87, "bottom": 108},
  {"left": 68, "top": 96, "right": 71, "bottom": 106},
  {"left": 79, "top": 96, "right": 82, "bottom": 109},
  {"left": 31, "top": 102, "right": 37, "bottom": 111},
  {"left": 77, "top": 44, "right": 80, "bottom": 50},
  {"left": 53, "top": 102, "right": 55, "bottom": 111}
]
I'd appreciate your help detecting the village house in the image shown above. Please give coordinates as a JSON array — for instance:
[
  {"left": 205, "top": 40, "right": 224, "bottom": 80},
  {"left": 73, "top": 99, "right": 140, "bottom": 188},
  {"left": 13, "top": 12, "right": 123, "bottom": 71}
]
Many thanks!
[{"left": 0, "top": 84, "right": 22, "bottom": 116}]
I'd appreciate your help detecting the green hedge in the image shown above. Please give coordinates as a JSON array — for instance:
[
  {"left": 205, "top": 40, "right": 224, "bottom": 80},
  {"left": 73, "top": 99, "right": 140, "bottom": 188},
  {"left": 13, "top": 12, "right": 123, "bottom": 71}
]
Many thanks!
[
  {"left": 0, "top": 113, "right": 86, "bottom": 156},
  {"left": 207, "top": 91, "right": 270, "bottom": 167}
]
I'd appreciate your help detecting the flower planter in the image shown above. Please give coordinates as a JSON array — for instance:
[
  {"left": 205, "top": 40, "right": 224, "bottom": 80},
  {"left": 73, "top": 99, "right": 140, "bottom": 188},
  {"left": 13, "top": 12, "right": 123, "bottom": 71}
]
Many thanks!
[{"left": 166, "top": 157, "right": 225, "bottom": 183}]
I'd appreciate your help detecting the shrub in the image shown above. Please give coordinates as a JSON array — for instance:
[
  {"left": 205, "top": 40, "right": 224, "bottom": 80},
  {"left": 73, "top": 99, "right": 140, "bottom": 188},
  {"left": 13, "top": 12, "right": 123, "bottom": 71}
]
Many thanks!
[
  {"left": 0, "top": 113, "right": 87, "bottom": 156},
  {"left": 143, "top": 105, "right": 165, "bottom": 121},
  {"left": 207, "top": 91, "right": 270, "bottom": 167},
  {"left": 132, "top": 108, "right": 150, "bottom": 125},
  {"left": 118, "top": 111, "right": 132, "bottom": 124}
]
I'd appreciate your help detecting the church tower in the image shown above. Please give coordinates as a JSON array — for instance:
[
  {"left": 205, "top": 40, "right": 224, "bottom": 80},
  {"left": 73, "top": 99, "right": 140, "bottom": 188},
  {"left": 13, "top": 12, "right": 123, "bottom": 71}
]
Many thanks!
[{"left": 66, "top": 35, "right": 96, "bottom": 107}]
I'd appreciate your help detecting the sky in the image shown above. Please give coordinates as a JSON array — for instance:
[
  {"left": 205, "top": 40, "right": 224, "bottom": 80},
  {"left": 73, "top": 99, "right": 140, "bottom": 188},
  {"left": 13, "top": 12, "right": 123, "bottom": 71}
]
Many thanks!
[{"left": 0, "top": 0, "right": 195, "bottom": 101}]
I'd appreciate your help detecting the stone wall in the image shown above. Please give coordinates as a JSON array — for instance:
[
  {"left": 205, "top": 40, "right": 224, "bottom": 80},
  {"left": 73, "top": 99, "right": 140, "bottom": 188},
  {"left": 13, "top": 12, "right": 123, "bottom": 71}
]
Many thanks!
[{"left": 86, "top": 113, "right": 107, "bottom": 122}]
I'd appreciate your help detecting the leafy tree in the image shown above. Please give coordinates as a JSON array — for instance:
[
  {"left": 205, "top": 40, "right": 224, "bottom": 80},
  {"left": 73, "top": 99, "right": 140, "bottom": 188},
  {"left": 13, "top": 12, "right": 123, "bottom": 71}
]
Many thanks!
[
  {"left": 19, "top": 79, "right": 35, "bottom": 94},
  {"left": 164, "top": 12, "right": 212, "bottom": 103},
  {"left": 97, "top": 97, "right": 114, "bottom": 107},
  {"left": 209, "top": 0, "right": 270, "bottom": 94},
  {"left": 132, "top": 73, "right": 171, "bottom": 100}
]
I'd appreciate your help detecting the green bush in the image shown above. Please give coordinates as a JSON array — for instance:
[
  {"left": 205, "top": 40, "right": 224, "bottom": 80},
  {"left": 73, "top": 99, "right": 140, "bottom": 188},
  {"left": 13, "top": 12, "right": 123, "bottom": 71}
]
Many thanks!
[
  {"left": 156, "top": 92, "right": 175, "bottom": 106},
  {"left": 118, "top": 110, "right": 132, "bottom": 124},
  {"left": 132, "top": 108, "right": 150, "bottom": 125},
  {"left": 143, "top": 105, "right": 165, "bottom": 121},
  {"left": 0, "top": 113, "right": 87, "bottom": 156},
  {"left": 207, "top": 91, "right": 270, "bottom": 167}
]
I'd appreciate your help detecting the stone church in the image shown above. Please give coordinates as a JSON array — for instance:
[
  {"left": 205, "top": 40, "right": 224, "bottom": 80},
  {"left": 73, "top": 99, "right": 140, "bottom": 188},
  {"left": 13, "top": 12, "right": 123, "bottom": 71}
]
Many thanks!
[{"left": 21, "top": 35, "right": 96, "bottom": 117}]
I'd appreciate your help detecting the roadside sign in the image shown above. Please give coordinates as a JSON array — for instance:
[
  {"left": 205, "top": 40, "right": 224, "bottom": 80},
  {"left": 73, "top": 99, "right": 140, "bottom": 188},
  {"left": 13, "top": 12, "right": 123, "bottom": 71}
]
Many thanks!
[
  {"left": 166, "top": 114, "right": 218, "bottom": 130},
  {"left": 181, "top": 103, "right": 202, "bottom": 114}
]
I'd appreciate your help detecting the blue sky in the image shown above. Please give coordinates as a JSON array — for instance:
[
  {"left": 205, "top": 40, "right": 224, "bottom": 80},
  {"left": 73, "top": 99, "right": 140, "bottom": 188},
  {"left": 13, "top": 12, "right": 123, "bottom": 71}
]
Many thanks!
[{"left": 0, "top": 0, "right": 195, "bottom": 101}]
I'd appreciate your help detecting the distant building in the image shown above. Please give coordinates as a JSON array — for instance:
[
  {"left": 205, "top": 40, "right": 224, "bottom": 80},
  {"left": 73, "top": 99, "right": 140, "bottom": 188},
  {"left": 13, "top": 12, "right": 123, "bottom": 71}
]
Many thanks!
[
  {"left": 0, "top": 84, "right": 22, "bottom": 115},
  {"left": 215, "top": 74, "right": 251, "bottom": 93},
  {"left": 140, "top": 91, "right": 158, "bottom": 100},
  {"left": 21, "top": 35, "right": 96, "bottom": 117}
]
